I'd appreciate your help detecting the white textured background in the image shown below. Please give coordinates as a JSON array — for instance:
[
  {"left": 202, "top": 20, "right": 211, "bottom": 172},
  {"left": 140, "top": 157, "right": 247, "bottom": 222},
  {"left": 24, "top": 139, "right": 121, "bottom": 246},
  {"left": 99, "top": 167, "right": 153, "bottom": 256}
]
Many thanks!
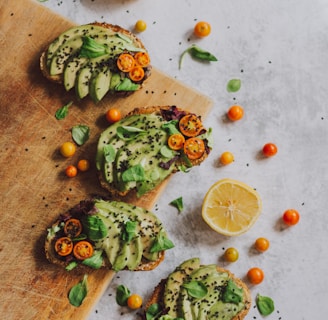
[{"left": 42, "top": 1, "right": 328, "bottom": 319}]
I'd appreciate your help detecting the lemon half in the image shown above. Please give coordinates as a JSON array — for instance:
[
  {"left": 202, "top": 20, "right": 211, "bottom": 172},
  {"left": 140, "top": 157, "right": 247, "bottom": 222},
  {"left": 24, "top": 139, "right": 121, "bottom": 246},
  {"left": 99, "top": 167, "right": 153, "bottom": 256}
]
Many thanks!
[{"left": 202, "top": 179, "right": 262, "bottom": 236}]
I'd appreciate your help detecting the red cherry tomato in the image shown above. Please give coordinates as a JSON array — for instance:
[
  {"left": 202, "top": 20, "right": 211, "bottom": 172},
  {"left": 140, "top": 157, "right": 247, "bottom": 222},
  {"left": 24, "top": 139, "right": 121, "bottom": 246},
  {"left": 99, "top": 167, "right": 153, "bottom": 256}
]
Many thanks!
[
  {"left": 282, "top": 209, "right": 300, "bottom": 226},
  {"left": 247, "top": 267, "right": 264, "bottom": 285},
  {"left": 262, "top": 143, "right": 278, "bottom": 157}
]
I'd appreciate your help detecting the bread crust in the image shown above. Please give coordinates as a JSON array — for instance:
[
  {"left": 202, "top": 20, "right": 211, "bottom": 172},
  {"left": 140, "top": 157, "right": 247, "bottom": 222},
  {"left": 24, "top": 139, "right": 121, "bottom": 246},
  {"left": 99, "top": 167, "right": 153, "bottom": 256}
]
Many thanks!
[
  {"left": 98, "top": 106, "right": 211, "bottom": 198},
  {"left": 40, "top": 22, "right": 151, "bottom": 91},
  {"left": 44, "top": 199, "right": 165, "bottom": 272},
  {"left": 143, "top": 266, "right": 251, "bottom": 320}
]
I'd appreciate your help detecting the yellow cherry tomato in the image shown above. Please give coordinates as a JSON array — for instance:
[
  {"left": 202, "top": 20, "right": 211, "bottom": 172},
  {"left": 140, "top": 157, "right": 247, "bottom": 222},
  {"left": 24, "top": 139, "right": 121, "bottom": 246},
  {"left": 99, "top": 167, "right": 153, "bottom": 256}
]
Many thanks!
[
  {"left": 65, "top": 165, "right": 77, "bottom": 178},
  {"left": 135, "top": 20, "right": 147, "bottom": 32},
  {"left": 224, "top": 247, "right": 239, "bottom": 262},
  {"left": 106, "top": 108, "right": 122, "bottom": 124},
  {"left": 127, "top": 293, "right": 143, "bottom": 309},
  {"left": 77, "top": 159, "right": 90, "bottom": 172},
  {"left": 220, "top": 151, "right": 234, "bottom": 165},
  {"left": 194, "top": 21, "right": 211, "bottom": 37},
  {"left": 227, "top": 105, "right": 244, "bottom": 121},
  {"left": 60, "top": 142, "right": 76, "bottom": 158},
  {"left": 254, "top": 237, "right": 270, "bottom": 252}
]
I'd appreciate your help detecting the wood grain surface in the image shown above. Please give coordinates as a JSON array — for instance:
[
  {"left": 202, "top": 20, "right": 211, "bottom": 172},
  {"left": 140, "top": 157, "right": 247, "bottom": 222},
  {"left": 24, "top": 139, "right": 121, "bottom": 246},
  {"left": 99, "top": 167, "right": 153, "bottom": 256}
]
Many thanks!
[{"left": 0, "top": 1, "right": 213, "bottom": 319}]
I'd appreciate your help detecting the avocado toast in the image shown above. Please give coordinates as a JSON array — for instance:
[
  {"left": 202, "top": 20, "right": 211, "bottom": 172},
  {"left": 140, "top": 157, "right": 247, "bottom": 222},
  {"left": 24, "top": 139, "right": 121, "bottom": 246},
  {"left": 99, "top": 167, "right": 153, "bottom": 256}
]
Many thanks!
[
  {"left": 40, "top": 22, "right": 151, "bottom": 102},
  {"left": 143, "top": 258, "right": 251, "bottom": 320},
  {"left": 45, "top": 198, "right": 174, "bottom": 272},
  {"left": 96, "top": 105, "right": 212, "bottom": 198}
]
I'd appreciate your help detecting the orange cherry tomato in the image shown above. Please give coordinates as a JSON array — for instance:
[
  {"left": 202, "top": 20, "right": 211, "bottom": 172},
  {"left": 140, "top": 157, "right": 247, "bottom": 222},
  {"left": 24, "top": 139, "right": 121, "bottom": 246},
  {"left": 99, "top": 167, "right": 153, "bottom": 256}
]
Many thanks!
[
  {"left": 134, "top": 52, "right": 150, "bottom": 67},
  {"left": 184, "top": 138, "right": 205, "bottom": 160},
  {"left": 64, "top": 218, "right": 82, "bottom": 238},
  {"left": 194, "top": 21, "right": 211, "bottom": 37},
  {"left": 55, "top": 237, "right": 73, "bottom": 256},
  {"left": 220, "top": 151, "right": 234, "bottom": 165},
  {"left": 65, "top": 165, "right": 77, "bottom": 178},
  {"left": 282, "top": 209, "right": 300, "bottom": 226},
  {"left": 227, "top": 105, "right": 244, "bottom": 121},
  {"left": 73, "top": 241, "right": 94, "bottom": 260},
  {"left": 77, "top": 159, "right": 90, "bottom": 172},
  {"left": 127, "top": 293, "right": 143, "bottom": 309},
  {"left": 254, "top": 237, "right": 270, "bottom": 252},
  {"left": 262, "top": 143, "right": 278, "bottom": 157},
  {"left": 129, "top": 66, "right": 145, "bottom": 82},
  {"left": 106, "top": 108, "right": 122, "bottom": 124},
  {"left": 179, "top": 114, "right": 203, "bottom": 137},
  {"left": 168, "top": 133, "right": 185, "bottom": 150},
  {"left": 247, "top": 267, "right": 264, "bottom": 285},
  {"left": 117, "top": 53, "right": 135, "bottom": 72}
]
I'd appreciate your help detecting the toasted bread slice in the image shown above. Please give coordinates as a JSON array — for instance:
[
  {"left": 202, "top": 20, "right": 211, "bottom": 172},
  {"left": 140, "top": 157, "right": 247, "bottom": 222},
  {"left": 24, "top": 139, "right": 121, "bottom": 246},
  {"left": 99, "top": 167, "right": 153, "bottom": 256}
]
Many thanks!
[
  {"left": 143, "top": 259, "right": 251, "bottom": 320},
  {"left": 96, "top": 105, "right": 212, "bottom": 198},
  {"left": 40, "top": 22, "right": 151, "bottom": 100},
  {"left": 45, "top": 198, "right": 172, "bottom": 272}
]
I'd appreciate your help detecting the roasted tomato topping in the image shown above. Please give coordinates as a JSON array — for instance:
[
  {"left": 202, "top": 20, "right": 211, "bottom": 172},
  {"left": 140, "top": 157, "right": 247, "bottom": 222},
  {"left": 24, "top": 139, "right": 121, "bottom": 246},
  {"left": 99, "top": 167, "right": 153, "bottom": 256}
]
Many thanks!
[
  {"left": 179, "top": 114, "right": 203, "bottom": 137},
  {"left": 168, "top": 133, "right": 185, "bottom": 150},
  {"left": 64, "top": 218, "right": 82, "bottom": 238},
  {"left": 184, "top": 138, "right": 205, "bottom": 160},
  {"left": 73, "top": 241, "right": 94, "bottom": 260},
  {"left": 55, "top": 237, "right": 73, "bottom": 256}
]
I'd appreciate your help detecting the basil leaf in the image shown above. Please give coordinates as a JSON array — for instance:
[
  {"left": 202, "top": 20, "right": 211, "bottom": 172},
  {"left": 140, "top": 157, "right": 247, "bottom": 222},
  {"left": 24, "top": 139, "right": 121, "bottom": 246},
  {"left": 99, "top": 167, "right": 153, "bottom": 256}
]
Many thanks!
[
  {"left": 121, "top": 220, "right": 137, "bottom": 243},
  {"left": 182, "top": 281, "right": 208, "bottom": 299},
  {"left": 222, "top": 280, "right": 243, "bottom": 304},
  {"left": 82, "top": 250, "right": 104, "bottom": 269},
  {"left": 115, "top": 77, "right": 140, "bottom": 91},
  {"left": 170, "top": 196, "right": 184, "bottom": 213},
  {"left": 161, "top": 120, "right": 180, "bottom": 135},
  {"left": 122, "top": 164, "right": 145, "bottom": 182},
  {"left": 68, "top": 275, "right": 88, "bottom": 307},
  {"left": 72, "top": 125, "right": 90, "bottom": 146},
  {"left": 256, "top": 294, "right": 275, "bottom": 316},
  {"left": 117, "top": 125, "right": 146, "bottom": 141},
  {"left": 146, "top": 303, "right": 163, "bottom": 320},
  {"left": 79, "top": 36, "right": 108, "bottom": 58},
  {"left": 116, "top": 285, "right": 131, "bottom": 306},
  {"left": 227, "top": 79, "right": 241, "bottom": 92},
  {"left": 150, "top": 231, "right": 174, "bottom": 253},
  {"left": 103, "top": 144, "right": 116, "bottom": 163},
  {"left": 179, "top": 45, "right": 218, "bottom": 69},
  {"left": 82, "top": 215, "right": 108, "bottom": 240},
  {"left": 55, "top": 101, "right": 72, "bottom": 120}
]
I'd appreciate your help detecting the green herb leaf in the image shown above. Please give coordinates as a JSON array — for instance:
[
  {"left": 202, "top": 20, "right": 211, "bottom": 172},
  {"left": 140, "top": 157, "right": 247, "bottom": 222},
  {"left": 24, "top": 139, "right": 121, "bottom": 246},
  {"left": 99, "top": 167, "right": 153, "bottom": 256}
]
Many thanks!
[
  {"left": 160, "top": 145, "right": 177, "bottom": 159},
  {"left": 65, "top": 261, "right": 78, "bottom": 271},
  {"left": 116, "top": 285, "right": 131, "bottom": 306},
  {"left": 47, "top": 222, "right": 64, "bottom": 239},
  {"left": 117, "top": 125, "right": 146, "bottom": 141},
  {"left": 227, "top": 79, "right": 241, "bottom": 92},
  {"left": 256, "top": 294, "right": 275, "bottom": 316},
  {"left": 55, "top": 101, "right": 73, "bottom": 120},
  {"left": 150, "top": 231, "right": 174, "bottom": 253},
  {"left": 222, "top": 280, "right": 243, "bottom": 304},
  {"left": 121, "top": 220, "right": 137, "bottom": 243},
  {"left": 122, "top": 164, "right": 145, "bottom": 182},
  {"left": 179, "top": 45, "right": 218, "bottom": 69},
  {"left": 72, "top": 124, "right": 90, "bottom": 146},
  {"left": 146, "top": 303, "right": 162, "bottom": 320},
  {"left": 115, "top": 77, "right": 140, "bottom": 91},
  {"left": 82, "top": 215, "right": 108, "bottom": 240},
  {"left": 103, "top": 144, "right": 116, "bottom": 163},
  {"left": 68, "top": 275, "right": 88, "bottom": 307},
  {"left": 182, "top": 281, "right": 208, "bottom": 299},
  {"left": 82, "top": 250, "right": 104, "bottom": 269},
  {"left": 161, "top": 120, "right": 180, "bottom": 135},
  {"left": 79, "top": 36, "right": 108, "bottom": 58},
  {"left": 170, "top": 196, "right": 184, "bottom": 213}
]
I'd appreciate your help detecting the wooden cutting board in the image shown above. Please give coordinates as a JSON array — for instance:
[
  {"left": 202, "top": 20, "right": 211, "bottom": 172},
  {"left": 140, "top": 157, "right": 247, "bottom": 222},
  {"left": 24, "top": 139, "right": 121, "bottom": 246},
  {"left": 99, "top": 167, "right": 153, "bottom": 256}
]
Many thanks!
[{"left": 0, "top": 1, "right": 212, "bottom": 319}]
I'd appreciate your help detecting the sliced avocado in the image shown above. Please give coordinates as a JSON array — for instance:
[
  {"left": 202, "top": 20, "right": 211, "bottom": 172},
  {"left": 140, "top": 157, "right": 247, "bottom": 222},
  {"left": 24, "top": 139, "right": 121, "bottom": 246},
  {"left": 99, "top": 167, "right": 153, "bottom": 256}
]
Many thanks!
[
  {"left": 208, "top": 300, "right": 245, "bottom": 320},
  {"left": 63, "top": 56, "right": 88, "bottom": 91},
  {"left": 164, "top": 258, "right": 201, "bottom": 318},
  {"left": 112, "top": 241, "right": 130, "bottom": 272},
  {"left": 126, "top": 236, "right": 143, "bottom": 270},
  {"left": 89, "top": 66, "right": 111, "bottom": 103},
  {"left": 178, "top": 287, "right": 195, "bottom": 320},
  {"left": 109, "top": 73, "right": 122, "bottom": 90},
  {"left": 75, "top": 65, "right": 93, "bottom": 99}
]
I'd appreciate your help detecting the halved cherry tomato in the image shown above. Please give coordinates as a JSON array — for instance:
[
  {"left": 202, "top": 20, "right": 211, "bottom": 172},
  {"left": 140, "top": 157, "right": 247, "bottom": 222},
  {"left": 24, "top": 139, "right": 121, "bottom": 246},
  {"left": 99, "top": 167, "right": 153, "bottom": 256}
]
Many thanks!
[
  {"left": 168, "top": 133, "right": 185, "bottom": 150},
  {"left": 184, "top": 138, "right": 205, "bottom": 160},
  {"left": 55, "top": 237, "right": 73, "bottom": 256},
  {"left": 134, "top": 52, "right": 150, "bottom": 67},
  {"left": 73, "top": 241, "right": 94, "bottom": 260},
  {"left": 247, "top": 267, "right": 264, "bottom": 285},
  {"left": 194, "top": 21, "right": 211, "bottom": 37},
  {"left": 64, "top": 218, "right": 82, "bottom": 238},
  {"left": 129, "top": 66, "right": 145, "bottom": 82},
  {"left": 179, "top": 114, "right": 203, "bottom": 137},
  {"left": 117, "top": 53, "right": 135, "bottom": 72}
]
